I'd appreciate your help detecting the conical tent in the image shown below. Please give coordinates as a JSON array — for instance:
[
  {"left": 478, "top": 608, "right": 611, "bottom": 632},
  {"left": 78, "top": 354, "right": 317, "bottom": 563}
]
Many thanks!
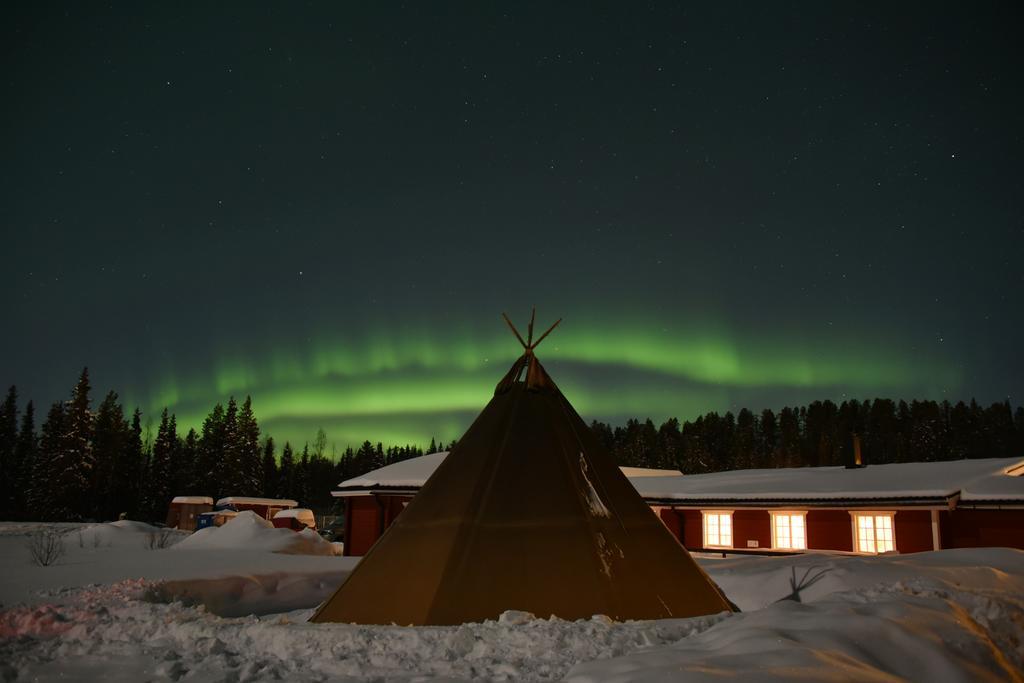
[{"left": 311, "top": 313, "right": 734, "bottom": 625}]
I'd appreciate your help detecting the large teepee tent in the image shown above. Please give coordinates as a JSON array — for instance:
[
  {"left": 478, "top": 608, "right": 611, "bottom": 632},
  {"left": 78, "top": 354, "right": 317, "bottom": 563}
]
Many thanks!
[{"left": 311, "top": 313, "right": 734, "bottom": 625}]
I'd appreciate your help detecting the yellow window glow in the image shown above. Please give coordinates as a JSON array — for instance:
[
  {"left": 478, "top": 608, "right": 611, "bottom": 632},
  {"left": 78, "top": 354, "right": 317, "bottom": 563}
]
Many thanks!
[
  {"left": 702, "top": 511, "right": 733, "bottom": 548},
  {"left": 854, "top": 513, "right": 895, "bottom": 553},
  {"left": 772, "top": 512, "right": 807, "bottom": 550}
]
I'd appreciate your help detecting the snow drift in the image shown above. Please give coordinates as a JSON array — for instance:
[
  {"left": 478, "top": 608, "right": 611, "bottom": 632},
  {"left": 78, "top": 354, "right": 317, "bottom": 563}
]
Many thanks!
[
  {"left": 172, "top": 510, "right": 340, "bottom": 556},
  {"left": 1, "top": 540, "right": 1022, "bottom": 681}
]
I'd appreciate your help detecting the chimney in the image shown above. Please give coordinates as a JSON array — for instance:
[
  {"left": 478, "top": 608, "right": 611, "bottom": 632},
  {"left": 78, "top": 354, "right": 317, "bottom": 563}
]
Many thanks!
[{"left": 846, "top": 433, "right": 865, "bottom": 469}]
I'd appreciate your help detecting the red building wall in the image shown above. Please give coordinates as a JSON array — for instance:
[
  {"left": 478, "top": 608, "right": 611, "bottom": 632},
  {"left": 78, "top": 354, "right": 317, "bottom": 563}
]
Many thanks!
[
  {"left": 665, "top": 509, "right": 772, "bottom": 551},
  {"left": 679, "top": 510, "right": 703, "bottom": 550},
  {"left": 344, "top": 495, "right": 415, "bottom": 556},
  {"left": 941, "top": 509, "right": 1024, "bottom": 549},
  {"left": 342, "top": 493, "right": 1024, "bottom": 557},
  {"left": 345, "top": 497, "right": 381, "bottom": 556},
  {"left": 383, "top": 496, "right": 412, "bottom": 527},
  {"left": 658, "top": 508, "right": 682, "bottom": 539},
  {"left": 807, "top": 510, "right": 853, "bottom": 552},
  {"left": 166, "top": 502, "right": 212, "bottom": 531},
  {"left": 733, "top": 510, "right": 771, "bottom": 550},
  {"left": 895, "top": 510, "right": 934, "bottom": 553}
]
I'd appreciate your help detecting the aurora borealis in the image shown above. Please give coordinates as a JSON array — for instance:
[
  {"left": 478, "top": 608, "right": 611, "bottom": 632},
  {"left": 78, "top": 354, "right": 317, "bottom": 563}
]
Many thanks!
[
  {"left": 123, "top": 316, "right": 965, "bottom": 449},
  {"left": 3, "top": 3, "right": 1020, "bottom": 452}
]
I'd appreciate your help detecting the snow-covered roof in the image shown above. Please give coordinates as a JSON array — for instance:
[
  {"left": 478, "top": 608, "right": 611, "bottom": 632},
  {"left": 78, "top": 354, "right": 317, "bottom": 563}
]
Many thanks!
[
  {"left": 960, "top": 460, "right": 1024, "bottom": 502},
  {"left": 337, "top": 452, "right": 450, "bottom": 489},
  {"left": 638, "top": 457, "right": 1024, "bottom": 504},
  {"left": 333, "top": 453, "right": 1024, "bottom": 506},
  {"left": 334, "top": 452, "right": 682, "bottom": 492},
  {"left": 216, "top": 497, "right": 299, "bottom": 508},
  {"left": 170, "top": 496, "right": 214, "bottom": 505},
  {"left": 273, "top": 508, "right": 315, "bottom": 520}
]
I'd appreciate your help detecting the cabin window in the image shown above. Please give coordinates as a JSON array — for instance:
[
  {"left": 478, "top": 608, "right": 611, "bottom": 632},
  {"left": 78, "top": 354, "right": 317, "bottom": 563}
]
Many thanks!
[
  {"left": 852, "top": 512, "right": 895, "bottom": 554},
  {"left": 771, "top": 511, "right": 807, "bottom": 550},
  {"left": 702, "top": 511, "right": 733, "bottom": 548}
]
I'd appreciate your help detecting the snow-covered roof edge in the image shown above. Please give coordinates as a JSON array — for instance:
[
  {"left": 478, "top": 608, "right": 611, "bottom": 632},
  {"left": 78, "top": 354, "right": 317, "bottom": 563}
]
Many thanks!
[
  {"left": 335, "top": 452, "right": 683, "bottom": 491},
  {"left": 333, "top": 453, "right": 1024, "bottom": 505},
  {"left": 217, "top": 497, "right": 299, "bottom": 507},
  {"left": 958, "top": 459, "right": 1024, "bottom": 502},
  {"left": 336, "top": 452, "right": 449, "bottom": 489},
  {"left": 171, "top": 496, "right": 214, "bottom": 505},
  {"left": 273, "top": 508, "right": 315, "bottom": 519}
]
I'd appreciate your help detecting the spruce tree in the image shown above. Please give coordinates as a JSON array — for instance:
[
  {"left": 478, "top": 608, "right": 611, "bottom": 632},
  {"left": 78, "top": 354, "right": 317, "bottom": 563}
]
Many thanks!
[
  {"left": 91, "top": 391, "right": 127, "bottom": 520},
  {"left": 221, "top": 397, "right": 241, "bottom": 495},
  {"left": 177, "top": 428, "right": 199, "bottom": 494},
  {"left": 335, "top": 446, "right": 355, "bottom": 483},
  {"left": 197, "top": 403, "right": 226, "bottom": 500},
  {"left": 296, "top": 445, "right": 311, "bottom": 504},
  {"left": 278, "top": 442, "right": 295, "bottom": 499},
  {"left": 144, "top": 409, "right": 176, "bottom": 521},
  {"left": 12, "top": 401, "right": 36, "bottom": 520},
  {"left": 865, "top": 399, "right": 898, "bottom": 464},
  {"left": 734, "top": 409, "right": 756, "bottom": 470},
  {"left": 778, "top": 407, "right": 801, "bottom": 468},
  {"left": 61, "top": 368, "right": 95, "bottom": 519},
  {"left": 1015, "top": 406, "right": 1024, "bottom": 456},
  {"left": 836, "top": 400, "right": 863, "bottom": 466},
  {"left": 756, "top": 409, "right": 778, "bottom": 468},
  {"left": 261, "top": 437, "right": 277, "bottom": 496},
  {"left": 236, "top": 397, "right": 261, "bottom": 496},
  {"left": 30, "top": 401, "right": 67, "bottom": 520},
  {"left": 305, "top": 447, "right": 337, "bottom": 512},
  {"left": 655, "top": 418, "right": 681, "bottom": 470},
  {"left": 0, "top": 386, "right": 18, "bottom": 518},
  {"left": 118, "top": 408, "right": 144, "bottom": 518},
  {"left": 354, "top": 440, "right": 376, "bottom": 476}
]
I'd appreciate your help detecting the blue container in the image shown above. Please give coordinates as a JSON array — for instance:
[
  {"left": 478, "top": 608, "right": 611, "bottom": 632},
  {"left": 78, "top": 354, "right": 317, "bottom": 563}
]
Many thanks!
[{"left": 195, "top": 511, "right": 219, "bottom": 530}]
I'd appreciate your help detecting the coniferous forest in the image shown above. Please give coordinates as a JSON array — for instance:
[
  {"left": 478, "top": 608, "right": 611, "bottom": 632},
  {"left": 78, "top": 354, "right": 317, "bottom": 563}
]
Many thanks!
[{"left": 0, "top": 368, "right": 1022, "bottom": 522}]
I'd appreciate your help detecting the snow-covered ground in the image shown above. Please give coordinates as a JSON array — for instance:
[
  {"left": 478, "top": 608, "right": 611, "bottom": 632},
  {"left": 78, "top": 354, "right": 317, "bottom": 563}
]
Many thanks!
[{"left": 0, "top": 517, "right": 1021, "bottom": 681}]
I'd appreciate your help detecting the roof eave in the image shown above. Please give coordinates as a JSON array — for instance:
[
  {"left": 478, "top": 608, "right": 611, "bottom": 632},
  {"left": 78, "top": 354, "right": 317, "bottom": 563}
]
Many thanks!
[{"left": 644, "top": 495, "right": 954, "bottom": 508}]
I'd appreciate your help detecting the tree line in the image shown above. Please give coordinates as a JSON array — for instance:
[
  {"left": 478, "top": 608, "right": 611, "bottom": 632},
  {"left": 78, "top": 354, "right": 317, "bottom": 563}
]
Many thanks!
[
  {"left": 1, "top": 368, "right": 1022, "bottom": 522},
  {"left": 590, "top": 398, "right": 1024, "bottom": 473},
  {"left": 0, "top": 369, "right": 450, "bottom": 522}
]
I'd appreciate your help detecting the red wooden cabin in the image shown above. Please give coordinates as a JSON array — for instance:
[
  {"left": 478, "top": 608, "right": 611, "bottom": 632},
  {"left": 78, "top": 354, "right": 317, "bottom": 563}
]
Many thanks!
[{"left": 333, "top": 453, "right": 1024, "bottom": 557}]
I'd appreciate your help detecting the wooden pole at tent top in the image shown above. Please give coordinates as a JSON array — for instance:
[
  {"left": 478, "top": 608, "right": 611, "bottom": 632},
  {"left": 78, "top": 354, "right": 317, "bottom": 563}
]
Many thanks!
[
  {"left": 502, "top": 310, "right": 561, "bottom": 353},
  {"left": 530, "top": 318, "right": 561, "bottom": 349},
  {"left": 502, "top": 312, "right": 528, "bottom": 349}
]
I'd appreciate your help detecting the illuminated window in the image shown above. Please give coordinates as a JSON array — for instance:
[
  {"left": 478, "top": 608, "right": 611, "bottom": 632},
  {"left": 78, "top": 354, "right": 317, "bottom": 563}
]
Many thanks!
[
  {"left": 702, "top": 511, "right": 733, "bottom": 548},
  {"left": 852, "top": 512, "right": 895, "bottom": 554},
  {"left": 771, "top": 512, "right": 807, "bottom": 550}
]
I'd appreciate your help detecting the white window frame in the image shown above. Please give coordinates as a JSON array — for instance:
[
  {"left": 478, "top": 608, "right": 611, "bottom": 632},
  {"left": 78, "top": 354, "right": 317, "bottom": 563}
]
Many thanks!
[
  {"left": 850, "top": 511, "right": 897, "bottom": 554},
  {"left": 701, "top": 510, "right": 734, "bottom": 549},
  {"left": 770, "top": 511, "right": 808, "bottom": 550}
]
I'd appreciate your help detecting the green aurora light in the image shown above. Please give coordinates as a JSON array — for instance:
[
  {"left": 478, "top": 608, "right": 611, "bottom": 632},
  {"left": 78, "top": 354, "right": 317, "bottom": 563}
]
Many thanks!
[{"left": 125, "top": 316, "right": 962, "bottom": 452}]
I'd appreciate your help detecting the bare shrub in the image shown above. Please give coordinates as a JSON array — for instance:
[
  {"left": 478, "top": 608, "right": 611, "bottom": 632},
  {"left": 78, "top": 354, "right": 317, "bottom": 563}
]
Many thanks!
[
  {"left": 27, "top": 530, "right": 66, "bottom": 567},
  {"left": 146, "top": 528, "right": 177, "bottom": 550}
]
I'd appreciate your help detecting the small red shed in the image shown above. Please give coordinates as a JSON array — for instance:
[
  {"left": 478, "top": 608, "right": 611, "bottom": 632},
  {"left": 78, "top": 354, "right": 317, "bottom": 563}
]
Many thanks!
[
  {"left": 165, "top": 496, "right": 214, "bottom": 531},
  {"left": 272, "top": 508, "right": 317, "bottom": 531}
]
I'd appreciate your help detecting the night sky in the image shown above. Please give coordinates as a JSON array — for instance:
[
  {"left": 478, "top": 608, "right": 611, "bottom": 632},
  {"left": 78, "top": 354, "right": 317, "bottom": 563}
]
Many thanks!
[{"left": 3, "top": 3, "right": 1021, "bottom": 450}]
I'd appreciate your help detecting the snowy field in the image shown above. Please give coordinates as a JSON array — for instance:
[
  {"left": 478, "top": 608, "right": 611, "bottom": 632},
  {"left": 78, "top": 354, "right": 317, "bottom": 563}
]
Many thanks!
[{"left": 0, "top": 515, "right": 1021, "bottom": 681}]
